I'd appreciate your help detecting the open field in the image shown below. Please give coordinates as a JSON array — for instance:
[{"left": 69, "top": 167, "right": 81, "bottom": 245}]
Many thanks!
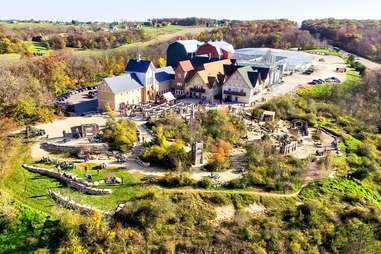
[
  {"left": 75, "top": 26, "right": 208, "bottom": 56},
  {"left": 142, "top": 25, "right": 189, "bottom": 38},
  {"left": 0, "top": 24, "right": 208, "bottom": 60},
  {"left": 0, "top": 21, "right": 80, "bottom": 29}
]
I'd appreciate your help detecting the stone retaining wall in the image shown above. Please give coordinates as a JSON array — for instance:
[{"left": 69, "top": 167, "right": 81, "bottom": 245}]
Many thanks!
[
  {"left": 41, "top": 142, "right": 109, "bottom": 157},
  {"left": 23, "top": 164, "right": 112, "bottom": 195},
  {"left": 48, "top": 190, "right": 114, "bottom": 216}
]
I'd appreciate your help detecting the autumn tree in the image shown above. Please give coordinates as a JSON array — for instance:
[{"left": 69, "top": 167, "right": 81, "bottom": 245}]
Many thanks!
[
  {"left": 206, "top": 139, "right": 232, "bottom": 171},
  {"left": 103, "top": 117, "right": 138, "bottom": 153}
]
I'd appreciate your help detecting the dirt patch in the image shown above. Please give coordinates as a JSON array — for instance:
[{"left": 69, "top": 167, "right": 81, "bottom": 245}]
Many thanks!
[
  {"left": 215, "top": 205, "right": 235, "bottom": 221},
  {"left": 244, "top": 203, "right": 266, "bottom": 214}
]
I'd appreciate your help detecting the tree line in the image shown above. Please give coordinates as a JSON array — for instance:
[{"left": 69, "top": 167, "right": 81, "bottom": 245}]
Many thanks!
[
  {"left": 0, "top": 23, "right": 147, "bottom": 51},
  {"left": 197, "top": 19, "right": 325, "bottom": 49},
  {"left": 302, "top": 19, "right": 381, "bottom": 62}
]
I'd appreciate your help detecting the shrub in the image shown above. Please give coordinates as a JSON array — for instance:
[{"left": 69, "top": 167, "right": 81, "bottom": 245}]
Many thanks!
[
  {"left": 197, "top": 177, "right": 213, "bottom": 189},
  {"left": 200, "top": 193, "right": 229, "bottom": 205},
  {"left": 157, "top": 174, "right": 196, "bottom": 188}
]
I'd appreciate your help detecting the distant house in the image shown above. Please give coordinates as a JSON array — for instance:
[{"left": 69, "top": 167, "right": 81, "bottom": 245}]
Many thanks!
[
  {"left": 155, "top": 66, "right": 175, "bottom": 96},
  {"left": 222, "top": 66, "right": 264, "bottom": 105},
  {"left": 125, "top": 58, "right": 158, "bottom": 102},
  {"left": 166, "top": 40, "right": 202, "bottom": 68},
  {"left": 196, "top": 41, "right": 235, "bottom": 59},
  {"left": 98, "top": 74, "right": 143, "bottom": 111},
  {"left": 173, "top": 60, "right": 194, "bottom": 97},
  {"left": 185, "top": 59, "right": 234, "bottom": 102}
]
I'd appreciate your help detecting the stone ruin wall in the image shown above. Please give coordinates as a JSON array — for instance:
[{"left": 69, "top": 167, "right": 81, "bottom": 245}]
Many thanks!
[{"left": 23, "top": 164, "right": 112, "bottom": 195}]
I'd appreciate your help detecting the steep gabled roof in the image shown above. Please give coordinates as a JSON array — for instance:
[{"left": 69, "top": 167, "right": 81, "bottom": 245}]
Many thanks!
[
  {"left": 237, "top": 66, "right": 261, "bottom": 88},
  {"left": 223, "top": 64, "right": 240, "bottom": 77},
  {"left": 253, "top": 67, "right": 270, "bottom": 81},
  {"left": 189, "top": 59, "right": 232, "bottom": 85},
  {"left": 104, "top": 74, "right": 143, "bottom": 94},
  {"left": 178, "top": 60, "right": 194, "bottom": 72},
  {"left": 184, "top": 69, "right": 198, "bottom": 83},
  {"left": 125, "top": 59, "right": 152, "bottom": 73}
]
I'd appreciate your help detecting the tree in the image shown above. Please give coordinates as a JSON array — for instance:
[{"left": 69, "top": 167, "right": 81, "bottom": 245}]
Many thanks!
[
  {"left": 158, "top": 57, "right": 166, "bottom": 67},
  {"left": 332, "top": 218, "right": 381, "bottom": 254},
  {"left": 206, "top": 139, "right": 232, "bottom": 171},
  {"left": 49, "top": 35, "right": 66, "bottom": 50},
  {"left": 103, "top": 118, "right": 138, "bottom": 153}
]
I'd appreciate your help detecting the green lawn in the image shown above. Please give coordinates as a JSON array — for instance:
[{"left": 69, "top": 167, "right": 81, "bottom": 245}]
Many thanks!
[
  {"left": 305, "top": 48, "right": 347, "bottom": 59},
  {"left": 142, "top": 25, "right": 187, "bottom": 39},
  {"left": 345, "top": 68, "right": 361, "bottom": 83},
  {"left": 76, "top": 25, "right": 190, "bottom": 56},
  {"left": 0, "top": 21, "right": 82, "bottom": 30},
  {"left": 27, "top": 41, "right": 50, "bottom": 55},
  {"left": 1, "top": 141, "right": 150, "bottom": 215},
  {"left": 300, "top": 178, "right": 381, "bottom": 208}
]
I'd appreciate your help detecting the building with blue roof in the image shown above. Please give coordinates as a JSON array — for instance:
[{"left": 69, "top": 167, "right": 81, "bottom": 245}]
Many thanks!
[
  {"left": 125, "top": 58, "right": 158, "bottom": 103},
  {"left": 155, "top": 66, "right": 175, "bottom": 96}
]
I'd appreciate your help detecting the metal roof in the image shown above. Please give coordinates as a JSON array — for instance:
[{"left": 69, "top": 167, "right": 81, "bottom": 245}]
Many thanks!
[
  {"left": 155, "top": 66, "right": 175, "bottom": 83},
  {"left": 206, "top": 40, "right": 235, "bottom": 55},
  {"left": 104, "top": 74, "right": 143, "bottom": 94},
  {"left": 235, "top": 48, "right": 314, "bottom": 71},
  {"left": 163, "top": 92, "right": 176, "bottom": 102},
  {"left": 125, "top": 59, "right": 152, "bottom": 73},
  {"left": 176, "top": 40, "right": 202, "bottom": 53}
]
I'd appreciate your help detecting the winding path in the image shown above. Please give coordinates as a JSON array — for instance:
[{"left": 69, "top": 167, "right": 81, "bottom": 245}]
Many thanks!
[{"left": 160, "top": 184, "right": 307, "bottom": 198}]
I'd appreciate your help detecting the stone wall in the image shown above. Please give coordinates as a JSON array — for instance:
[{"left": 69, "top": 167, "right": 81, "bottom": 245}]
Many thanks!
[
  {"left": 48, "top": 190, "right": 114, "bottom": 217},
  {"left": 23, "top": 164, "right": 112, "bottom": 195},
  {"left": 41, "top": 142, "right": 109, "bottom": 157}
]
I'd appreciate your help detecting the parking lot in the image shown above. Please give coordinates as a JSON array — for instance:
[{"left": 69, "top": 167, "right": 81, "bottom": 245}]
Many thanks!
[
  {"left": 269, "top": 54, "right": 347, "bottom": 97},
  {"left": 56, "top": 86, "right": 98, "bottom": 115}
]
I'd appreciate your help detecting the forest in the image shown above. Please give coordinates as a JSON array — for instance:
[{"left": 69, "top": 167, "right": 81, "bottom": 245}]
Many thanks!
[
  {"left": 150, "top": 17, "right": 219, "bottom": 26},
  {"left": 302, "top": 19, "right": 381, "bottom": 62},
  {"left": 0, "top": 23, "right": 147, "bottom": 52},
  {"left": 197, "top": 19, "right": 325, "bottom": 49}
]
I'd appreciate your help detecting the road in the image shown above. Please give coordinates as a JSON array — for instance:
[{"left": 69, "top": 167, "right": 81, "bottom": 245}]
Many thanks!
[
  {"left": 357, "top": 56, "right": 381, "bottom": 71},
  {"left": 338, "top": 48, "right": 381, "bottom": 71}
]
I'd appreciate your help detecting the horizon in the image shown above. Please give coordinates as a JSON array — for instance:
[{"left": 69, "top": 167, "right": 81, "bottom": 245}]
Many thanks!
[{"left": 1, "top": 0, "right": 381, "bottom": 23}]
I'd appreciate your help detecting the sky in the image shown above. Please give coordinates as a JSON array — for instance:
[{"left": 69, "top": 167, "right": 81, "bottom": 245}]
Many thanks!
[{"left": 1, "top": 0, "right": 381, "bottom": 23}]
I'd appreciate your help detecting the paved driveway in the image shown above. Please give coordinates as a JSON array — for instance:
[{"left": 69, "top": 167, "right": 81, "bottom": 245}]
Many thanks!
[{"left": 269, "top": 54, "right": 347, "bottom": 98}]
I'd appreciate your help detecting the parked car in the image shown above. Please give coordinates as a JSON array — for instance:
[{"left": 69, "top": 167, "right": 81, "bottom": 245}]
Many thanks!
[
  {"left": 88, "top": 91, "right": 97, "bottom": 98},
  {"left": 209, "top": 172, "right": 220, "bottom": 180}
]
